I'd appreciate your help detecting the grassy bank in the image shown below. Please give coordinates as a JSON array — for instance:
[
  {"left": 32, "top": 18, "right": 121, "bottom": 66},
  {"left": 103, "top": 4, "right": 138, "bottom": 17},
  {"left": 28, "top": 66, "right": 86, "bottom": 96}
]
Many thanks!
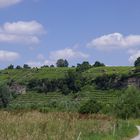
[{"left": 0, "top": 111, "right": 137, "bottom": 140}]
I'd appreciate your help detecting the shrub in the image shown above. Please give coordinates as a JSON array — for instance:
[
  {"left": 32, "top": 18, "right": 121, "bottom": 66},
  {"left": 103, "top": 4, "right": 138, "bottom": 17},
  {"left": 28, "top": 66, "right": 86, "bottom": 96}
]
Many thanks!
[
  {"left": 114, "top": 86, "right": 140, "bottom": 119},
  {"left": 101, "top": 103, "right": 112, "bottom": 114},
  {"left": 94, "top": 74, "right": 124, "bottom": 90},
  {"left": 79, "top": 99, "right": 102, "bottom": 114},
  {"left": 0, "top": 84, "right": 12, "bottom": 108}
]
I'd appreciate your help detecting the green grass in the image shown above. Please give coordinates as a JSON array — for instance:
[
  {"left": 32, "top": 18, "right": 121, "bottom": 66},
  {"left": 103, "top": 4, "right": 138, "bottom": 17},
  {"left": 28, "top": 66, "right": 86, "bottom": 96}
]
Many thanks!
[
  {"left": 83, "top": 66, "right": 134, "bottom": 79},
  {"left": 0, "top": 67, "right": 74, "bottom": 84},
  {"left": 0, "top": 66, "right": 135, "bottom": 85}
]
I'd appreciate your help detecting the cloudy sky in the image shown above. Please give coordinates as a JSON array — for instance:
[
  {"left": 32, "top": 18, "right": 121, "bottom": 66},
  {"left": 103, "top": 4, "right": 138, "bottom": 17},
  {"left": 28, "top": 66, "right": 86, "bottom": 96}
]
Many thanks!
[{"left": 0, "top": 0, "right": 140, "bottom": 68}]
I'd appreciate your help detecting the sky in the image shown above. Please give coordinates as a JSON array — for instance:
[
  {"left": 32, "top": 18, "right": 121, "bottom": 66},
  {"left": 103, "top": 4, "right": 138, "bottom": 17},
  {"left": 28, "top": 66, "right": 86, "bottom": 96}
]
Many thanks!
[{"left": 0, "top": 0, "right": 140, "bottom": 68}]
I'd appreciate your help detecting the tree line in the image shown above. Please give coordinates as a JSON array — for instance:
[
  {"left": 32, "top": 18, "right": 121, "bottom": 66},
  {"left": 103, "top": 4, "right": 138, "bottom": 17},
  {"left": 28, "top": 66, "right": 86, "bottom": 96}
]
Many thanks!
[{"left": 5, "top": 59, "right": 105, "bottom": 70}]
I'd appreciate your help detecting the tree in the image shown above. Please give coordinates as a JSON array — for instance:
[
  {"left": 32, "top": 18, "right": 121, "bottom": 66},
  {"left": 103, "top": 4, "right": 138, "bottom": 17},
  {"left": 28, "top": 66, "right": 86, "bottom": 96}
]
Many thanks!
[
  {"left": 134, "top": 57, "right": 140, "bottom": 73},
  {"left": 16, "top": 65, "right": 22, "bottom": 69},
  {"left": 56, "top": 59, "right": 69, "bottom": 67},
  {"left": 0, "top": 84, "right": 11, "bottom": 108},
  {"left": 7, "top": 64, "right": 14, "bottom": 69},
  {"left": 76, "top": 61, "right": 91, "bottom": 72},
  {"left": 93, "top": 61, "right": 105, "bottom": 67},
  {"left": 64, "top": 59, "right": 69, "bottom": 67},
  {"left": 50, "top": 65, "right": 55, "bottom": 67},
  {"left": 134, "top": 57, "right": 140, "bottom": 67},
  {"left": 65, "top": 70, "right": 82, "bottom": 93},
  {"left": 23, "top": 64, "right": 31, "bottom": 69},
  {"left": 61, "top": 84, "right": 70, "bottom": 95}
]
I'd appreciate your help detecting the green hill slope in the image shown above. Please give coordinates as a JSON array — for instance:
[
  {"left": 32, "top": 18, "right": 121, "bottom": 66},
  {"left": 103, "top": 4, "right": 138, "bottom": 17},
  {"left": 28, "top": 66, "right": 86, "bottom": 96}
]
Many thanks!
[
  {"left": 0, "top": 66, "right": 137, "bottom": 111},
  {"left": 0, "top": 67, "right": 74, "bottom": 84}
]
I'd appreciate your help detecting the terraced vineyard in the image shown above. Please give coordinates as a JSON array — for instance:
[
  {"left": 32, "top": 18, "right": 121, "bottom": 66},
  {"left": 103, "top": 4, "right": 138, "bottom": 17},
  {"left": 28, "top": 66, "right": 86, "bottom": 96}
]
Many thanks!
[
  {"left": 2, "top": 66, "right": 139, "bottom": 111},
  {"left": 8, "top": 85, "right": 120, "bottom": 111},
  {"left": 78, "top": 86, "right": 119, "bottom": 104},
  {"left": 9, "top": 92, "right": 64, "bottom": 107},
  {"left": 79, "top": 90, "right": 118, "bottom": 104}
]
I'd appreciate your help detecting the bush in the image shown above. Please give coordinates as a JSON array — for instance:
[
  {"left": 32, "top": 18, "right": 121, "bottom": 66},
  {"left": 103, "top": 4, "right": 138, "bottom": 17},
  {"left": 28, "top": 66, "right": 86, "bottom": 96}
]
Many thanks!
[
  {"left": 101, "top": 103, "right": 112, "bottom": 114},
  {"left": 94, "top": 74, "right": 124, "bottom": 90},
  {"left": 0, "top": 84, "right": 12, "bottom": 108},
  {"left": 114, "top": 86, "right": 140, "bottom": 119},
  {"left": 79, "top": 99, "right": 102, "bottom": 114}
]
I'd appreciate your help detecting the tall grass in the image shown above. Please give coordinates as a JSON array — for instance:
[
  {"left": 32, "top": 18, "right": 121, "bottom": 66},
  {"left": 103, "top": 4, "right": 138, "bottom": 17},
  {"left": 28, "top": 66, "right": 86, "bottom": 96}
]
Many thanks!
[{"left": 0, "top": 111, "right": 137, "bottom": 140}]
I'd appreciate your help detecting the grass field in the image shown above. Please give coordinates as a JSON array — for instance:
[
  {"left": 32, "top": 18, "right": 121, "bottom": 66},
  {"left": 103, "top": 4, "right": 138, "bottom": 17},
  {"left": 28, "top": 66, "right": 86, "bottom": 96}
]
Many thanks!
[
  {"left": 0, "top": 67, "right": 73, "bottom": 84},
  {"left": 0, "top": 66, "right": 135, "bottom": 85},
  {"left": 83, "top": 66, "right": 134, "bottom": 79},
  {"left": 0, "top": 111, "right": 137, "bottom": 140}
]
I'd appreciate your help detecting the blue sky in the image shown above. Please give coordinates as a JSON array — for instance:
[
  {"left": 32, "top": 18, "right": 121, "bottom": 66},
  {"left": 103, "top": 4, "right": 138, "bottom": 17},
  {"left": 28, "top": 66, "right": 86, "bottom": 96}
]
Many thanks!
[{"left": 0, "top": 0, "right": 140, "bottom": 68}]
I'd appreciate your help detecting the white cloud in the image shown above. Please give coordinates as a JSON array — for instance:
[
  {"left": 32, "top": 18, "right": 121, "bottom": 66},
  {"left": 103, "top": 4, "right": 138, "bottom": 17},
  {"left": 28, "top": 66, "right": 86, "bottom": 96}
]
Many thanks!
[
  {"left": 0, "top": 0, "right": 22, "bottom": 8},
  {"left": 26, "top": 48, "right": 89, "bottom": 68},
  {"left": 87, "top": 33, "right": 140, "bottom": 50},
  {"left": 27, "top": 60, "right": 55, "bottom": 68},
  {"left": 43, "top": 60, "right": 55, "bottom": 66},
  {"left": 0, "top": 21, "right": 45, "bottom": 44},
  {"left": 0, "top": 50, "right": 20, "bottom": 61},
  {"left": 49, "top": 48, "right": 89, "bottom": 60},
  {"left": 27, "top": 53, "right": 55, "bottom": 68},
  {"left": 0, "top": 34, "right": 39, "bottom": 44},
  {"left": 37, "top": 54, "right": 45, "bottom": 60},
  {"left": 27, "top": 61, "right": 42, "bottom": 68},
  {"left": 2, "top": 21, "right": 45, "bottom": 35},
  {"left": 128, "top": 49, "right": 140, "bottom": 63}
]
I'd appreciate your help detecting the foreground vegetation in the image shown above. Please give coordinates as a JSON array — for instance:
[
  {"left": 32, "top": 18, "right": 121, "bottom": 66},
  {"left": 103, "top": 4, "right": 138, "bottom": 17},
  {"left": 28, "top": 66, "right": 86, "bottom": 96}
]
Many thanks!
[
  {"left": 1, "top": 59, "right": 140, "bottom": 139},
  {"left": 0, "top": 111, "right": 137, "bottom": 140}
]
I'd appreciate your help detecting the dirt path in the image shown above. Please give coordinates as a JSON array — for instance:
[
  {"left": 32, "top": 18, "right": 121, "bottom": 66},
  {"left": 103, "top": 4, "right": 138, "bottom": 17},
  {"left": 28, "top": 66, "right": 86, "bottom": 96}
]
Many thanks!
[{"left": 131, "top": 126, "right": 140, "bottom": 140}]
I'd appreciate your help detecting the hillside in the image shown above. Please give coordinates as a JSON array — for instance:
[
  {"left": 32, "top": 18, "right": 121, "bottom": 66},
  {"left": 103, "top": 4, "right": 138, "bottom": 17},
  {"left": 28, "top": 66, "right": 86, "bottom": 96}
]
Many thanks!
[
  {"left": 0, "top": 66, "right": 136, "bottom": 112},
  {"left": 0, "top": 67, "right": 74, "bottom": 84},
  {"left": 0, "top": 66, "right": 134, "bottom": 84}
]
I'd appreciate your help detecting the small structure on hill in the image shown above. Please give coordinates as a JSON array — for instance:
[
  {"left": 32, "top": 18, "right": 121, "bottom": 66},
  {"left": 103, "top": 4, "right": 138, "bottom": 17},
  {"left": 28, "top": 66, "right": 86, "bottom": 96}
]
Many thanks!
[
  {"left": 127, "top": 77, "right": 140, "bottom": 87},
  {"left": 9, "top": 83, "right": 26, "bottom": 95}
]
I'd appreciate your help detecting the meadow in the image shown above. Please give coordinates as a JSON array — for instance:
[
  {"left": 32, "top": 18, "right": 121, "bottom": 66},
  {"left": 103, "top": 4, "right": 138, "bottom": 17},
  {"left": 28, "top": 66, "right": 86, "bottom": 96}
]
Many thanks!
[
  {"left": 0, "top": 111, "right": 137, "bottom": 140},
  {"left": 1, "top": 66, "right": 140, "bottom": 140}
]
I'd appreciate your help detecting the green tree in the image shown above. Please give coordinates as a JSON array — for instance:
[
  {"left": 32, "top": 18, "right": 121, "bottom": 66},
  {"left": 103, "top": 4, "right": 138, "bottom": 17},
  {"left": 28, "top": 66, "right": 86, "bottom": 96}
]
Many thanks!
[
  {"left": 64, "top": 59, "right": 69, "bottom": 67},
  {"left": 7, "top": 64, "right": 14, "bottom": 69},
  {"left": 65, "top": 70, "right": 82, "bottom": 93},
  {"left": 134, "top": 57, "right": 140, "bottom": 67},
  {"left": 56, "top": 59, "right": 69, "bottom": 67},
  {"left": 61, "top": 84, "right": 70, "bottom": 95},
  {"left": 16, "top": 65, "right": 22, "bottom": 69},
  {"left": 0, "top": 85, "right": 11, "bottom": 108},
  {"left": 134, "top": 57, "right": 140, "bottom": 73},
  {"left": 23, "top": 64, "right": 31, "bottom": 69},
  {"left": 76, "top": 61, "right": 91, "bottom": 72},
  {"left": 50, "top": 65, "right": 55, "bottom": 67},
  {"left": 93, "top": 61, "right": 105, "bottom": 67}
]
